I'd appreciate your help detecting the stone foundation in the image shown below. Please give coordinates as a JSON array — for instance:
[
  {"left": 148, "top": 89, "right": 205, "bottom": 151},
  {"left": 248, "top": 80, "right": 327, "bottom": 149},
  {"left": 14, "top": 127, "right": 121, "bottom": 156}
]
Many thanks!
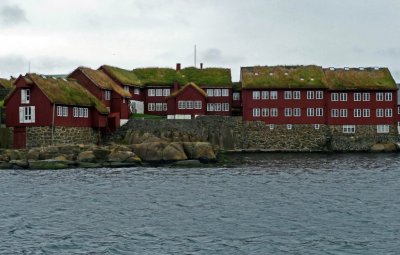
[
  {"left": 27, "top": 126, "right": 98, "bottom": 148},
  {"left": 115, "top": 116, "right": 400, "bottom": 152}
]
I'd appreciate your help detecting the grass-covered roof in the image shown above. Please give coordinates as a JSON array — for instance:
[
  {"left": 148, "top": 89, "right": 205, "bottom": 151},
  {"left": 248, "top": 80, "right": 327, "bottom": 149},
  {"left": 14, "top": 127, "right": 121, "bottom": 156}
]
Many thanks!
[
  {"left": 232, "top": 82, "right": 242, "bottom": 91},
  {"left": 324, "top": 68, "right": 397, "bottom": 90},
  {"left": 167, "top": 82, "right": 207, "bottom": 99},
  {"left": 28, "top": 74, "right": 109, "bottom": 114},
  {"left": 179, "top": 67, "right": 232, "bottom": 87},
  {"left": 132, "top": 67, "right": 184, "bottom": 86},
  {"left": 76, "top": 67, "right": 131, "bottom": 98},
  {"left": 241, "top": 65, "right": 327, "bottom": 89},
  {"left": 100, "top": 65, "right": 142, "bottom": 87},
  {"left": 0, "top": 78, "right": 13, "bottom": 89}
]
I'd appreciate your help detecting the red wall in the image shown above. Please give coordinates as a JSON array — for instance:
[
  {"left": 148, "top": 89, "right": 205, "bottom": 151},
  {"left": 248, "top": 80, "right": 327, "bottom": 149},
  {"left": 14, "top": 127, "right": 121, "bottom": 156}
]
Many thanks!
[
  {"left": 203, "top": 87, "right": 232, "bottom": 116},
  {"left": 144, "top": 87, "right": 172, "bottom": 116},
  {"left": 167, "top": 85, "right": 207, "bottom": 116}
]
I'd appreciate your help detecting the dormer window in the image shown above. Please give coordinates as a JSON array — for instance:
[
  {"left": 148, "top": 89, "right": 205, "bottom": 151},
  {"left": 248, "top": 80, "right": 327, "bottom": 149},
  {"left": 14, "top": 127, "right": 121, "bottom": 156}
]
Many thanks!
[{"left": 21, "top": 89, "right": 30, "bottom": 104}]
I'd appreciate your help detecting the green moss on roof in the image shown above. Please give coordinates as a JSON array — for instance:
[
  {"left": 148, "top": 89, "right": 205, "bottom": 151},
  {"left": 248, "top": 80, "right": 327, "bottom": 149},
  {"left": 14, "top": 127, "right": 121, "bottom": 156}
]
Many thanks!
[
  {"left": 324, "top": 68, "right": 397, "bottom": 90},
  {"left": 28, "top": 74, "right": 108, "bottom": 114},
  {"left": 100, "top": 65, "right": 142, "bottom": 87},
  {"left": 132, "top": 68, "right": 184, "bottom": 86},
  {"left": 232, "top": 82, "right": 241, "bottom": 91},
  {"left": 0, "top": 78, "right": 13, "bottom": 89},
  {"left": 179, "top": 67, "right": 232, "bottom": 87},
  {"left": 76, "top": 67, "right": 131, "bottom": 98},
  {"left": 241, "top": 65, "right": 327, "bottom": 89}
]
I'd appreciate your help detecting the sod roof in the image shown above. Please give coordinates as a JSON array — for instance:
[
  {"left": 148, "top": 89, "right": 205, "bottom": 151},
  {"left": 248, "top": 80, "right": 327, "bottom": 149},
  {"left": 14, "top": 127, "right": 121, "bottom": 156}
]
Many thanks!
[
  {"left": 100, "top": 65, "right": 142, "bottom": 87},
  {"left": 324, "top": 68, "right": 397, "bottom": 90},
  {"left": 179, "top": 67, "right": 232, "bottom": 87},
  {"left": 0, "top": 78, "right": 13, "bottom": 89},
  {"left": 232, "top": 82, "right": 242, "bottom": 91},
  {"left": 167, "top": 82, "right": 207, "bottom": 99},
  {"left": 241, "top": 65, "right": 327, "bottom": 89},
  {"left": 132, "top": 67, "right": 184, "bottom": 86},
  {"left": 76, "top": 67, "right": 131, "bottom": 98},
  {"left": 28, "top": 74, "right": 109, "bottom": 114}
]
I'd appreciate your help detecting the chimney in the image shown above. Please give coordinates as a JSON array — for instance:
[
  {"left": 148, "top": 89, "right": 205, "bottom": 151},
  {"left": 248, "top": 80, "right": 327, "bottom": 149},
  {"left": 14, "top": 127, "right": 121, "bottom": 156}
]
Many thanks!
[
  {"left": 200, "top": 63, "right": 203, "bottom": 69},
  {"left": 173, "top": 80, "right": 180, "bottom": 92},
  {"left": 176, "top": 63, "right": 181, "bottom": 71}
]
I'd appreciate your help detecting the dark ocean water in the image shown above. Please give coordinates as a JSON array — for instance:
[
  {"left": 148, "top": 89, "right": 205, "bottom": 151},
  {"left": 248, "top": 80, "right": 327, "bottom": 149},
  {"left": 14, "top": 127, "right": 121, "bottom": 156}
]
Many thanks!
[{"left": 0, "top": 153, "right": 399, "bottom": 254}]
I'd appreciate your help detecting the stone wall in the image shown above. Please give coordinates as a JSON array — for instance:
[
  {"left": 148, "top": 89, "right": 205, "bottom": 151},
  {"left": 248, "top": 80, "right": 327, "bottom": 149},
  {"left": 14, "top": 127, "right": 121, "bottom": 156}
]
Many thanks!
[
  {"left": 115, "top": 116, "right": 400, "bottom": 152},
  {"left": 27, "top": 126, "right": 98, "bottom": 148}
]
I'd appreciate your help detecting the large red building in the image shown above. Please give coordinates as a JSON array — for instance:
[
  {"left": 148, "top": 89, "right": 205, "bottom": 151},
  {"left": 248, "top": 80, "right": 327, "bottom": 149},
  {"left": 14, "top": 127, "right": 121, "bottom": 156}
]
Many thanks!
[
  {"left": 69, "top": 67, "right": 132, "bottom": 129},
  {"left": 5, "top": 74, "right": 109, "bottom": 148}
]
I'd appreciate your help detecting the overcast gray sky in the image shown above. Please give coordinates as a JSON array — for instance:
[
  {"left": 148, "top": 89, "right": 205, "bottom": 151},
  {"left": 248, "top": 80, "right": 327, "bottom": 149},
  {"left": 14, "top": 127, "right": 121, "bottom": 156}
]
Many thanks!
[{"left": 0, "top": 0, "right": 399, "bottom": 82}]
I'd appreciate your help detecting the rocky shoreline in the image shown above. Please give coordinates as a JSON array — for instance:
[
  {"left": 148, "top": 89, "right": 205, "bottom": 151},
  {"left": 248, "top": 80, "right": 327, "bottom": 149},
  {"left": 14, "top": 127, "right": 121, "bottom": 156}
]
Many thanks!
[{"left": 0, "top": 141, "right": 217, "bottom": 170}]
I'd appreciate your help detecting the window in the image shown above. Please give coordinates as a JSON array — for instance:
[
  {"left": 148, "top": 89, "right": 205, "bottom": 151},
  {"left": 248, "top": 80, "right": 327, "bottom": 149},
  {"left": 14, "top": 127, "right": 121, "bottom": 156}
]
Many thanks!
[
  {"left": 261, "top": 108, "right": 269, "bottom": 117},
  {"left": 83, "top": 108, "right": 88, "bottom": 118},
  {"left": 307, "top": 108, "right": 314, "bottom": 116},
  {"left": 287, "top": 124, "right": 292, "bottom": 130},
  {"left": 21, "top": 89, "right": 30, "bottom": 104},
  {"left": 363, "top": 109, "right": 370, "bottom": 117},
  {"left": 78, "top": 108, "right": 84, "bottom": 117},
  {"left": 194, "top": 101, "right": 202, "bottom": 109},
  {"left": 252, "top": 91, "right": 260, "bottom": 100},
  {"left": 331, "top": 109, "right": 339, "bottom": 117},
  {"left": 156, "top": 103, "right": 163, "bottom": 111},
  {"left": 72, "top": 107, "right": 89, "bottom": 118},
  {"left": 316, "top": 108, "right": 323, "bottom": 116},
  {"left": 314, "top": 124, "right": 320, "bottom": 130},
  {"left": 19, "top": 106, "right": 35, "bottom": 123},
  {"left": 163, "top": 103, "right": 167, "bottom": 111},
  {"left": 207, "top": 89, "right": 214, "bottom": 97},
  {"left": 124, "top": 86, "right": 129, "bottom": 92},
  {"left": 156, "top": 89, "right": 163, "bottom": 96},
  {"left": 385, "top": 92, "right": 392, "bottom": 101},
  {"left": 354, "top": 93, "right": 361, "bottom": 101},
  {"left": 163, "top": 89, "right": 170, "bottom": 96},
  {"left": 331, "top": 93, "right": 338, "bottom": 101},
  {"left": 148, "top": 103, "right": 155, "bottom": 111},
  {"left": 105, "top": 90, "right": 111, "bottom": 100},
  {"left": 207, "top": 103, "right": 214, "bottom": 111},
  {"left": 222, "top": 103, "right": 229, "bottom": 111},
  {"left": 377, "top": 125, "right": 389, "bottom": 134},
  {"left": 134, "top": 88, "right": 140, "bottom": 95},
  {"left": 269, "top": 124, "right": 274, "bottom": 130},
  {"left": 354, "top": 109, "right": 362, "bottom": 117},
  {"left": 293, "top": 91, "right": 301, "bottom": 99},
  {"left": 148, "top": 89, "right": 155, "bottom": 96},
  {"left": 233, "top": 92, "right": 240, "bottom": 100},
  {"left": 178, "top": 101, "right": 185, "bottom": 109},
  {"left": 316, "top": 91, "right": 323, "bottom": 99},
  {"left": 214, "top": 89, "right": 221, "bottom": 97},
  {"left": 307, "top": 91, "right": 314, "bottom": 99},
  {"left": 376, "top": 92, "right": 384, "bottom": 101},
  {"left": 222, "top": 89, "right": 229, "bottom": 97},
  {"left": 343, "top": 125, "right": 355, "bottom": 134},
  {"left": 284, "top": 108, "right": 292, "bottom": 117},
  {"left": 253, "top": 108, "right": 260, "bottom": 117},
  {"left": 340, "top": 93, "right": 347, "bottom": 101},
  {"left": 73, "top": 107, "right": 79, "bottom": 117},
  {"left": 340, "top": 109, "right": 347, "bottom": 117},
  {"left": 385, "top": 108, "right": 393, "bottom": 117},
  {"left": 376, "top": 109, "right": 384, "bottom": 117},
  {"left": 270, "top": 91, "right": 277, "bottom": 100},
  {"left": 215, "top": 103, "right": 222, "bottom": 111},
  {"left": 284, "top": 91, "right": 292, "bottom": 99},
  {"left": 57, "top": 106, "right": 68, "bottom": 117},
  {"left": 363, "top": 93, "right": 370, "bottom": 101},
  {"left": 187, "top": 101, "right": 194, "bottom": 109},
  {"left": 271, "top": 108, "right": 278, "bottom": 117},
  {"left": 261, "top": 91, "right": 269, "bottom": 100},
  {"left": 294, "top": 108, "right": 301, "bottom": 116}
]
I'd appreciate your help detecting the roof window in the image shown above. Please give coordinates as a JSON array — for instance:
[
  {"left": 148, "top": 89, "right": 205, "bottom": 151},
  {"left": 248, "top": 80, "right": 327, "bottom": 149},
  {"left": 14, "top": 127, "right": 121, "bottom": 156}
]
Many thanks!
[
  {"left": 344, "top": 67, "right": 350, "bottom": 70},
  {"left": 329, "top": 67, "right": 335, "bottom": 70},
  {"left": 300, "top": 78, "right": 304, "bottom": 81},
  {"left": 310, "top": 78, "right": 315, "bottom": 81}
]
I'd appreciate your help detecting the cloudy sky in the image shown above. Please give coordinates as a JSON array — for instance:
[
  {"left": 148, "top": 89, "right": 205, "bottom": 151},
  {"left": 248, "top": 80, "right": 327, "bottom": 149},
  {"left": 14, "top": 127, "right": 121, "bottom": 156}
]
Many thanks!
[{"left": 0, "top": 0, "right": 399, "bottom": 81}]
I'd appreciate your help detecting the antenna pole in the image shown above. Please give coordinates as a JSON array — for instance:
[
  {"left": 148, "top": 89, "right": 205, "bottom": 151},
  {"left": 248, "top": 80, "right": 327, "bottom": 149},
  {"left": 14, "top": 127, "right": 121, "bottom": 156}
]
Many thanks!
[
  {"left": 194, "top": 44, "right": 197, "bottom": 68},
  {"left": 28, "top": 61, "right": 31, "bottom": 73}
]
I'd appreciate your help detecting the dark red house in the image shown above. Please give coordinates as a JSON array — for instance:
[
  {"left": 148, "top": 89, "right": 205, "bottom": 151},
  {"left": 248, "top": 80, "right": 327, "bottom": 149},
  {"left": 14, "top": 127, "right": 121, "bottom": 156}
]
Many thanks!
[
  {"left": 166, "top": 82, "right": 207, "bottom": 119},
  {"left": 241, "top": 65, "right": 328, "bottom": 126},
  {"left": 99, "top": 65, "right": 144, "bottom": 114},
  {"left": 5, "top": 74, "right": 109, "bottom": 149},
  {"left": 69, "top": 67, "right": 131, "bottom": 129}
]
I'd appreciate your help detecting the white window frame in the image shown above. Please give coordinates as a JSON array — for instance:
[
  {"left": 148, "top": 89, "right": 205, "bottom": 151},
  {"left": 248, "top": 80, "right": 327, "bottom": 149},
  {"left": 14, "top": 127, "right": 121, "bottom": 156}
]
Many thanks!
[
  {"left": 222, "top": 89, "right": 229, "bottom": 97},
  {"left": 340, "top": 109, "right": 347, "bottom": 117},
  {"left": 363, "top": 109, "right": 370, "bottom": 117},
  {"left": 148, "top": 103, "right": 155, "bottom": 111},
  {"left": 253, "top": 108, "right": 260, "bottom": 117},
  {"left": 19, "top": 106, "right": 35, "bottom": 123},
  {"left": 377, "top": 125, "right": 389, "bottom": 134},
  {"left": 376, "top": 92, "right": 384, "bottom": 101},
  {"left": 214, "top": 89, "right": 221, "bottom": 97},
  {"left": 148, "top": 89, "right": 155, "bottom": 97},
  {"left": 222, "top": 103, "right": 229, "bottom": 112},
  {"left": 385, "top": 108, "right": 393, "bottom": 117},
  {"left": 314, "top": 124, "right": 320, "bottom": 130},
  {"left": 73, "top": 107, "right": 79, "bottom": 117},
  {"left": 207, "top": 89, "right": 214, "bottom": 97},
  {"left": 252, "top": 91, "right": 260, "bottom": 100},
  {"left": 354, "top": 93, "right": 361, "bottom": 101},
  {"left": 340, "top": 93, "right": 347, "bottom": 101},
  {"left": 376, "top": 109, "right": 384, "bottom": 117},
  {"left": 307, "top": 108, "right": 314, "bottom": 117},
  {"left": 83, "top": 108, "right": 88, "bottom": 118},
  {"left": 363, "top": 93, "right": 370, "bottom": 101},
  {"left": 294, "top": 108, "right": 301, "bottom": 117},
  {"left": 307, "top": 91, "right": 314, "bottom": 99},
  {"left": 187, "top": 101, "right": 194, "bottom": 109},
  {"left": 331, "top": 93, "right": 338, "bottom": 101},
  {"left": 293, "top": 91, "right": 301, "bottom": 99},
  {"left": 261, "top": 91, "right": 269, "bottom": 100},
  {"left": 284, "top": 108, "right": 292, "bottom": 117},
  {"left": 105, "top": 90, "right": 111, "bottom": 100},
  {"left": 316, "top": 91, "right": 323, "bottom": 99},
  {"left": 134, "top": 88, "right": 140, "bottom": 95},
  {"left": 331, "top": 109, "right": 339, "bottom": 117},
  {"left": 163, "top": 88, "right": 170, "bottom": 96},
  {"left": 343, "top": 125, "right": 355, "bottom": 134},
  {"left": 271, "top": 108, "right": 278, "bottom": 117},
  {"left": 270, "top": 91, "right": 278, "bottom": 100},
  {"left": 194, "top": 101, "right": 202, "bottom": 109},
  {"left": 156, "top": 89, "right": 163, "bottom": 96},
  {"left": 178, "top": 101, "right": 185, "bottom": 110},
  {"left": 21, "top": 89, "right": 30, "bottom": 104},
  {"left": 156, "top": 103, "right": 163, "bottom": 111},
  {"left": 316, "top": 108, "right": 323, "bottom": 117},
  {"left": 78, "top": 108, "right": 84, "bottom": 117},
  {"left": 233, "top": 92, "right": 240, "bottom": 101},
  {"left": 163, "top": 103, "right": 167, "bottom": 111},
  {"left": 284, "top": 91, "right": 292, "bottom": 100},
  {"left": 385, "top": 92, "right": 392, "bottom": 101},
  {"left": 261, "top": 108, "right": 269, "bottom": 117},
  {"left": 124, "top": 85, "right": 130, "bottom": 92},
  {"left": 287, "top": 124, "right": 292, "bottom": 130},
  {"left": 354, "top": 109, "right": 362, "bottom": 118},
  {"left": 269, "top": 124, "right": 274, "bottom": 130}
]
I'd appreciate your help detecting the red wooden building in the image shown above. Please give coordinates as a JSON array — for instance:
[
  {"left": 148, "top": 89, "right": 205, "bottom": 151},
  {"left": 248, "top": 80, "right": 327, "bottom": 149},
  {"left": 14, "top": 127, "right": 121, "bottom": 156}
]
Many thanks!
[
  {"left": 69, "top": 67, "right": 131, "bottom": 129},
  {"left": 241, "top": 65, "right": 328, "bottom": 127},
  {"left": 99, "top": 65, "right": 144, "bottom": 114},
  {"left": 5, "top": 74, "right": 109, "bottom": 148}
]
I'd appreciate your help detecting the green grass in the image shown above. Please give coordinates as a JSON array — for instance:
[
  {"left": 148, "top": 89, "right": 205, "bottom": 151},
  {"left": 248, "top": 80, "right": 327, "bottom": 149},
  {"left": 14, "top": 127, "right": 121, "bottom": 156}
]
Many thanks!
[
  {"left": 130, "top": 113, "right": 164, "bottom": 119},
  {"left": 179, "top": 67, "right": 232, "bottom": 87}
]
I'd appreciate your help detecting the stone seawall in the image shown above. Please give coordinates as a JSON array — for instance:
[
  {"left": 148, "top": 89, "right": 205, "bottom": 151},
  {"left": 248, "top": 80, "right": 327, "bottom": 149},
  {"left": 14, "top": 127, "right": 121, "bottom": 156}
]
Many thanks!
[
  {"left": 27, "top": 126, "right": 98, "bottom": 148},
  {"left": 116, "top": 116, "right": 400, "bottom": 152}
]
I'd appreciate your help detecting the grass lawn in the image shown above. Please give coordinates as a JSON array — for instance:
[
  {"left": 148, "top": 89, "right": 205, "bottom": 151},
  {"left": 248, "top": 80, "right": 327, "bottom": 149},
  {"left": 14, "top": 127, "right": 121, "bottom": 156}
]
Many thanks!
[{"left": 130, "top": 113, "right": 164, "bottom": 119}]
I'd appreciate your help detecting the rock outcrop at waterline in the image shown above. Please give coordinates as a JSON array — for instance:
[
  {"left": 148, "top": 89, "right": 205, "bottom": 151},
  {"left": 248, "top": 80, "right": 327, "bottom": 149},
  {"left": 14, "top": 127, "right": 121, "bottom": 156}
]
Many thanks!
[{"left": 0, "top": 142, "right": 216, "bottom": 170}]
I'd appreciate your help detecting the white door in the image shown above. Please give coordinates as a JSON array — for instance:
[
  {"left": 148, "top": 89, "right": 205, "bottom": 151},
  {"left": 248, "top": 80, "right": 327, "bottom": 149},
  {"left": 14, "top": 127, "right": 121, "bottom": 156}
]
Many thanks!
[{"left": 129, "top": 100, "right": 144, "bottom": 114}]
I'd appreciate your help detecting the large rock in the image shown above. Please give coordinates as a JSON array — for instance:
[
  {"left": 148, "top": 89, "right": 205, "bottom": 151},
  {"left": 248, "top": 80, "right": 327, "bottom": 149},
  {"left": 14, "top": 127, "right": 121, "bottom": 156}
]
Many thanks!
[
  {"left": 77, "top": 151, "right": 96, "bottom": 162},
  {"left": 162, "top": 142, "right": 187, "bottom": 161},
  {"left": 383, "top": 143, "right": 397, "bottom": 152},
  {"left": 29, "top": 160, "right": 69, "bottom": 170},
  {"left": 108, "top": 150, "right": 140, "bottom": 162},
  {"left": 131, "top": 142, "right": 168, "bottom": 162},
  {"left": 371, "top": 143, "right": 385, "bottom": 152},
  {"left": 182, "top": 142, "right": 216, "bottom": 162},
  {"left": 92, "top": 148, "right": 111, "bottom": 160}
]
